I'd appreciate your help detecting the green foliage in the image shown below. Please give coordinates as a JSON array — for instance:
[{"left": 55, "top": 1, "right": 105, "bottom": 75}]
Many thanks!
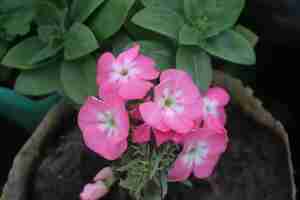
[
  {"left": 0, "top": 0, "right": 256, "bottom": 107},
  {"left": 176, "top": 46, "right": 212, "bottom": 92},
  {"left": 235, "top": 25, "right": 259, "bottom": 47},
  {"left": 61, "top": 55, "right": 98, "bottom": 104},
  {"left": 64, "top": 23, "right": 99, "bottom": 60},
  {"left": 89, "top": 0, "right": 136, "bottom": 41},
  {"left": 14, "top": 60, "right": 61, "bottom": 95},
  {"left": 117, "top": 143, "right": 177, "bottom": 200},
  {"left": 200, "top": 30, "right": 256, "bottom": 65},
  {"left": 132, "top": 7, "right": 185, "bottom": 40},
  {"left": 1, "top": 36, "right": 45, "bottom": 69},
  {"left": 69, "top": 0, "right": 106, "bottom": 23}
]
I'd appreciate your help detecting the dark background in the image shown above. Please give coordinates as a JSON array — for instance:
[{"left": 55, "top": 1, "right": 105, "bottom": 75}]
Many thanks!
[{"left": 1, "top": 0, "right": 299, "bottom": 191}]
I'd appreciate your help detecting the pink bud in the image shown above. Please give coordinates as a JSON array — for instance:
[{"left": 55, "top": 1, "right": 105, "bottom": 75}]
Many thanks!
[
  {"left": 80, "top": 182, "right": 108, "bottom": 200},
  {"left": 93, "top": 167, "right": 113, "bottom": 182}
]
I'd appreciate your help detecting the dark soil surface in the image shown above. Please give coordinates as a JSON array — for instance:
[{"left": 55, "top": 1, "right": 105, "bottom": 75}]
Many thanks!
[{"left": 30, "top": 104, "right": 293, "bottom": 200}]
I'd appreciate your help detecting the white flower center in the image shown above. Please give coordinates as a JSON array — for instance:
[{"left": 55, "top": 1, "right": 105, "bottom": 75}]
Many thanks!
[
  {"left": 110, "top": 61, "right": 139, "bottom": 83},
  {"left": 203, "top": 97, "right": 218, "bottom": 117},
  {"left": 159, "top": 88, "right": 184, "bottom": 116},
  {"left": 183, "top": 142, "right": 209, "bottom": 167},
  {"left": 97, "top": 111, "right": 117, "bottom": 137}
]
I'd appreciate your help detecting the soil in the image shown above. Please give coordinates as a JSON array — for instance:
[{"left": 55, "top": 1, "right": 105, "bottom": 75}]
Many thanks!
[{"left": 30, "top": 104, "right": 293, "bottom": 200}]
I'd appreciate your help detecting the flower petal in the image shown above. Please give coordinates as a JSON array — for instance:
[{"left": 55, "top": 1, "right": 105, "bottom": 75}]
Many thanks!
[
  {"left": 203, "top": 115, "right": 227, "bottom": 134},
  {"left": 94, "top": 167, "right": 113, "bottom": 182},
  {"left": 97, "top": 52, "right": 115, "bottom": 86},
  {"left": 82, "top": 126, "right": 128, "bottom": 160},
  {"left": 80, "top": 182, "right": 108, "bottom": 200},
  {"left": 117, "top": 43, "right": 140, "bottom": 64},
  {"left": 206, "top": 87, "right": 230, "bottom": 106},
  {"left": 119, "top": 79, "right": 153, "bottom": 100},
  {"left": 193, "top": 154, "right": 220, "bottom": 179},
  {"left": 153, "top": 129, "right": 173, "bottom": 146},
  {"left": 183, "top": 99, "right": 203, "bottom": 120},
  {"left": 140, "top": 102, "right": 169, "bottom": 131},
  {"left": 134, "top": 55, "right": 159, "bottom": 80},
  {"left": 168, "top": 154, "right": 193, "bottom": 182},
  {"left": 132, "top": 124, "right": 151, "bottom": 144},
  {"left": 163, "top": 113, "right": 194, "bottom": 134},
  {"left": 78, "top": 97, "right": 107, "bottom": 125}
]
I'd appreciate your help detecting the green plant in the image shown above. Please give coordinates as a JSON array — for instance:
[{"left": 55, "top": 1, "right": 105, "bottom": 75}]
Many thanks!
[{"left": 1, "top": 0, "right": 257, "bottom": 104}]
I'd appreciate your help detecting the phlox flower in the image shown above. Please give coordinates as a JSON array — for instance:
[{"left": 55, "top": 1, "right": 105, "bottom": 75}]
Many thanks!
[
  {"left": 168, "top": 128, "right": 228, "bottom": 182},
  {"left": 97, "top": 44, "right": 159, "bottom": 100},
  {"left": 80, "top": 167, "right": 113, "bottom": 200},
  {"left": 202, "top": 87, "right": 230, "bottom": 134},
  {"left": 78, "top": 95, "right": 129, "bottom": 160},
  {"left": 139, "top": 69, "right": 203, "bottom": 133}
]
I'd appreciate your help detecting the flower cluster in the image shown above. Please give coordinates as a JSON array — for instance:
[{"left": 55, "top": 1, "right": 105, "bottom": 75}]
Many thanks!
[{"left": 78, "top": 44, "right": 230, "bottom": 199}]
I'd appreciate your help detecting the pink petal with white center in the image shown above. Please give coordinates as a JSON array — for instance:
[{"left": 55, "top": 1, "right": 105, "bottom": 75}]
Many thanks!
[
  {"left": 78, "top": 97, "right": 107, "bottom": 124},
  {"left": 116, "top": 44, "right": 140, "bottom": 64},
  {"left": 119, "top": 79, "right": 153, "bottom": 100},
  {"left": 167, "top": 154, "right": 193, "bottom": 182},
  {"left": 80, "top": 182, "right": 108, "bottom": 200},
  {"left": 82, "top": 126, "right": 128, "bottom": 160},
  {"left": 139, "top": 102, "right": 169, "bottom": 131},
  {"left": 160, "top": 70, "right": 201, "bottom": 104},
  {"left": 183, "top": 99, "right": 203, "bottom": 120},
  {"left": 97, "top": 52, "right": 115, "bottom": 86},
  {"left": 203, "top": 115, "right": 227, "bottom": 135},
  {"left": 163, "top": 113, "right": 194, "bottom": 134},
  {"left": 132, "top": 124, "right": 151, "bottom": 144},
  {"left": 134, "top": 55, "right": 159, "bottom": 80},
  {"left": 94, "top": 167, "right": 113, "bottom": 182},
  {"left": 206, "top": 87, "right": 230, "bottom": 106},
  {"left": 160, "top": 69, "right": 193, "bottom": 83},
  {"left": 183, "top": 129, "right": 228, "bottom": 156},
  {"left": 193, "top": 154, "right": 220, "bottom": 179}
]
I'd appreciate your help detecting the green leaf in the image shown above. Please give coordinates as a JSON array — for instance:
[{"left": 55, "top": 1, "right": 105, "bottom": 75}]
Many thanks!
[
  {"left": 30, "top": 44, "right": 63, "bottom": 64},
  {"left": 184, "top": 0, "right": 245, "bottom": 38},
  {"left": 141, "top": 0, "right": 184, "bottom": 14},
  {"left": 235, "top": 25, "right": 259, "bottom": 47},
  {"left": 200, "top": 30, "right": 256, "bottom": 65},
  {"left": 132, "top": 7, "right": 185, "bottom": 40},
  {"left": 112, "top": 32, "right": 133, "bottom": 55},
  {"left": 160, "top": 174, "right": 168, "bottom": 198},
  {"left": 0, "top": 40, "right": 8, "bottom": 59},
  {"left": 34, "top": 0, "right": 66, "bottom": 27},
  {"left": 37, "top": 25, "right": 63, "bottom": 44},
  {"left": 14, "top": 62, "right": 61, "bottom": 96},
  {"left": 143, "top": 181, "right": 161, "bottom": 200},
  {"left": 179, "top": 24, "right": 202, "bottom": 45},
  {"left": 176, "top": 46, "right": 212, "bottom": 92},
  {"left": 182, "top": 180, "right": 193, "bottom": 188},
  {"left": 89, "top": 0, "right": 136, "bottom": 41},
  {"left": 1, "top": 7, "right": 34, "bottom": 36},
  {"left": 123, "top": 41, "right": 174, "bottom": 70},
  {"left": 64, "top": 23, "right": 99, "bottom": 60},
  {"left": 1, "top": 36, "right": 46, "bottom": 69},
  {"left": 61, "top": 55, "right": 98, "bottom": 104},
  {"left": 70, "top": 0, "right": 105, "bottom": 23}
]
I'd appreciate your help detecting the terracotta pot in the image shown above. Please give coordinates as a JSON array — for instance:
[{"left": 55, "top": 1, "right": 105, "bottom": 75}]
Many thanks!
[{"left": 1, "top": 71, "right": 296, "bottom": 200}]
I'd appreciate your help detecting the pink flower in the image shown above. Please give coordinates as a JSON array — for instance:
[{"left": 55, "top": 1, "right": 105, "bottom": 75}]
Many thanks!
[
  {"left": 139, "top": 69, "right": 203, "bottom": 133},
  {"left": 94, "top": 167, "right": 113, "bottom": 182},
  {"left": 80, "top": 182, "right": 108, "bottom": 200},
  {"left": 202, "top": 87, "right": 230, "bottom": 134},
  {"left": 78, "top": 95, "right": 129, "bottom": 160},
  {"left": 97, "top": 44, "right": 159, "bottom": 100},
  {"left": 168, "top": 128, "right": 228, "bottom": 182},
  {"left": 80, "top": 167, "right": 113, "bottom": 200},
  {"left": 132, "top": 123, "right": 184, "bottom": 146}
]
